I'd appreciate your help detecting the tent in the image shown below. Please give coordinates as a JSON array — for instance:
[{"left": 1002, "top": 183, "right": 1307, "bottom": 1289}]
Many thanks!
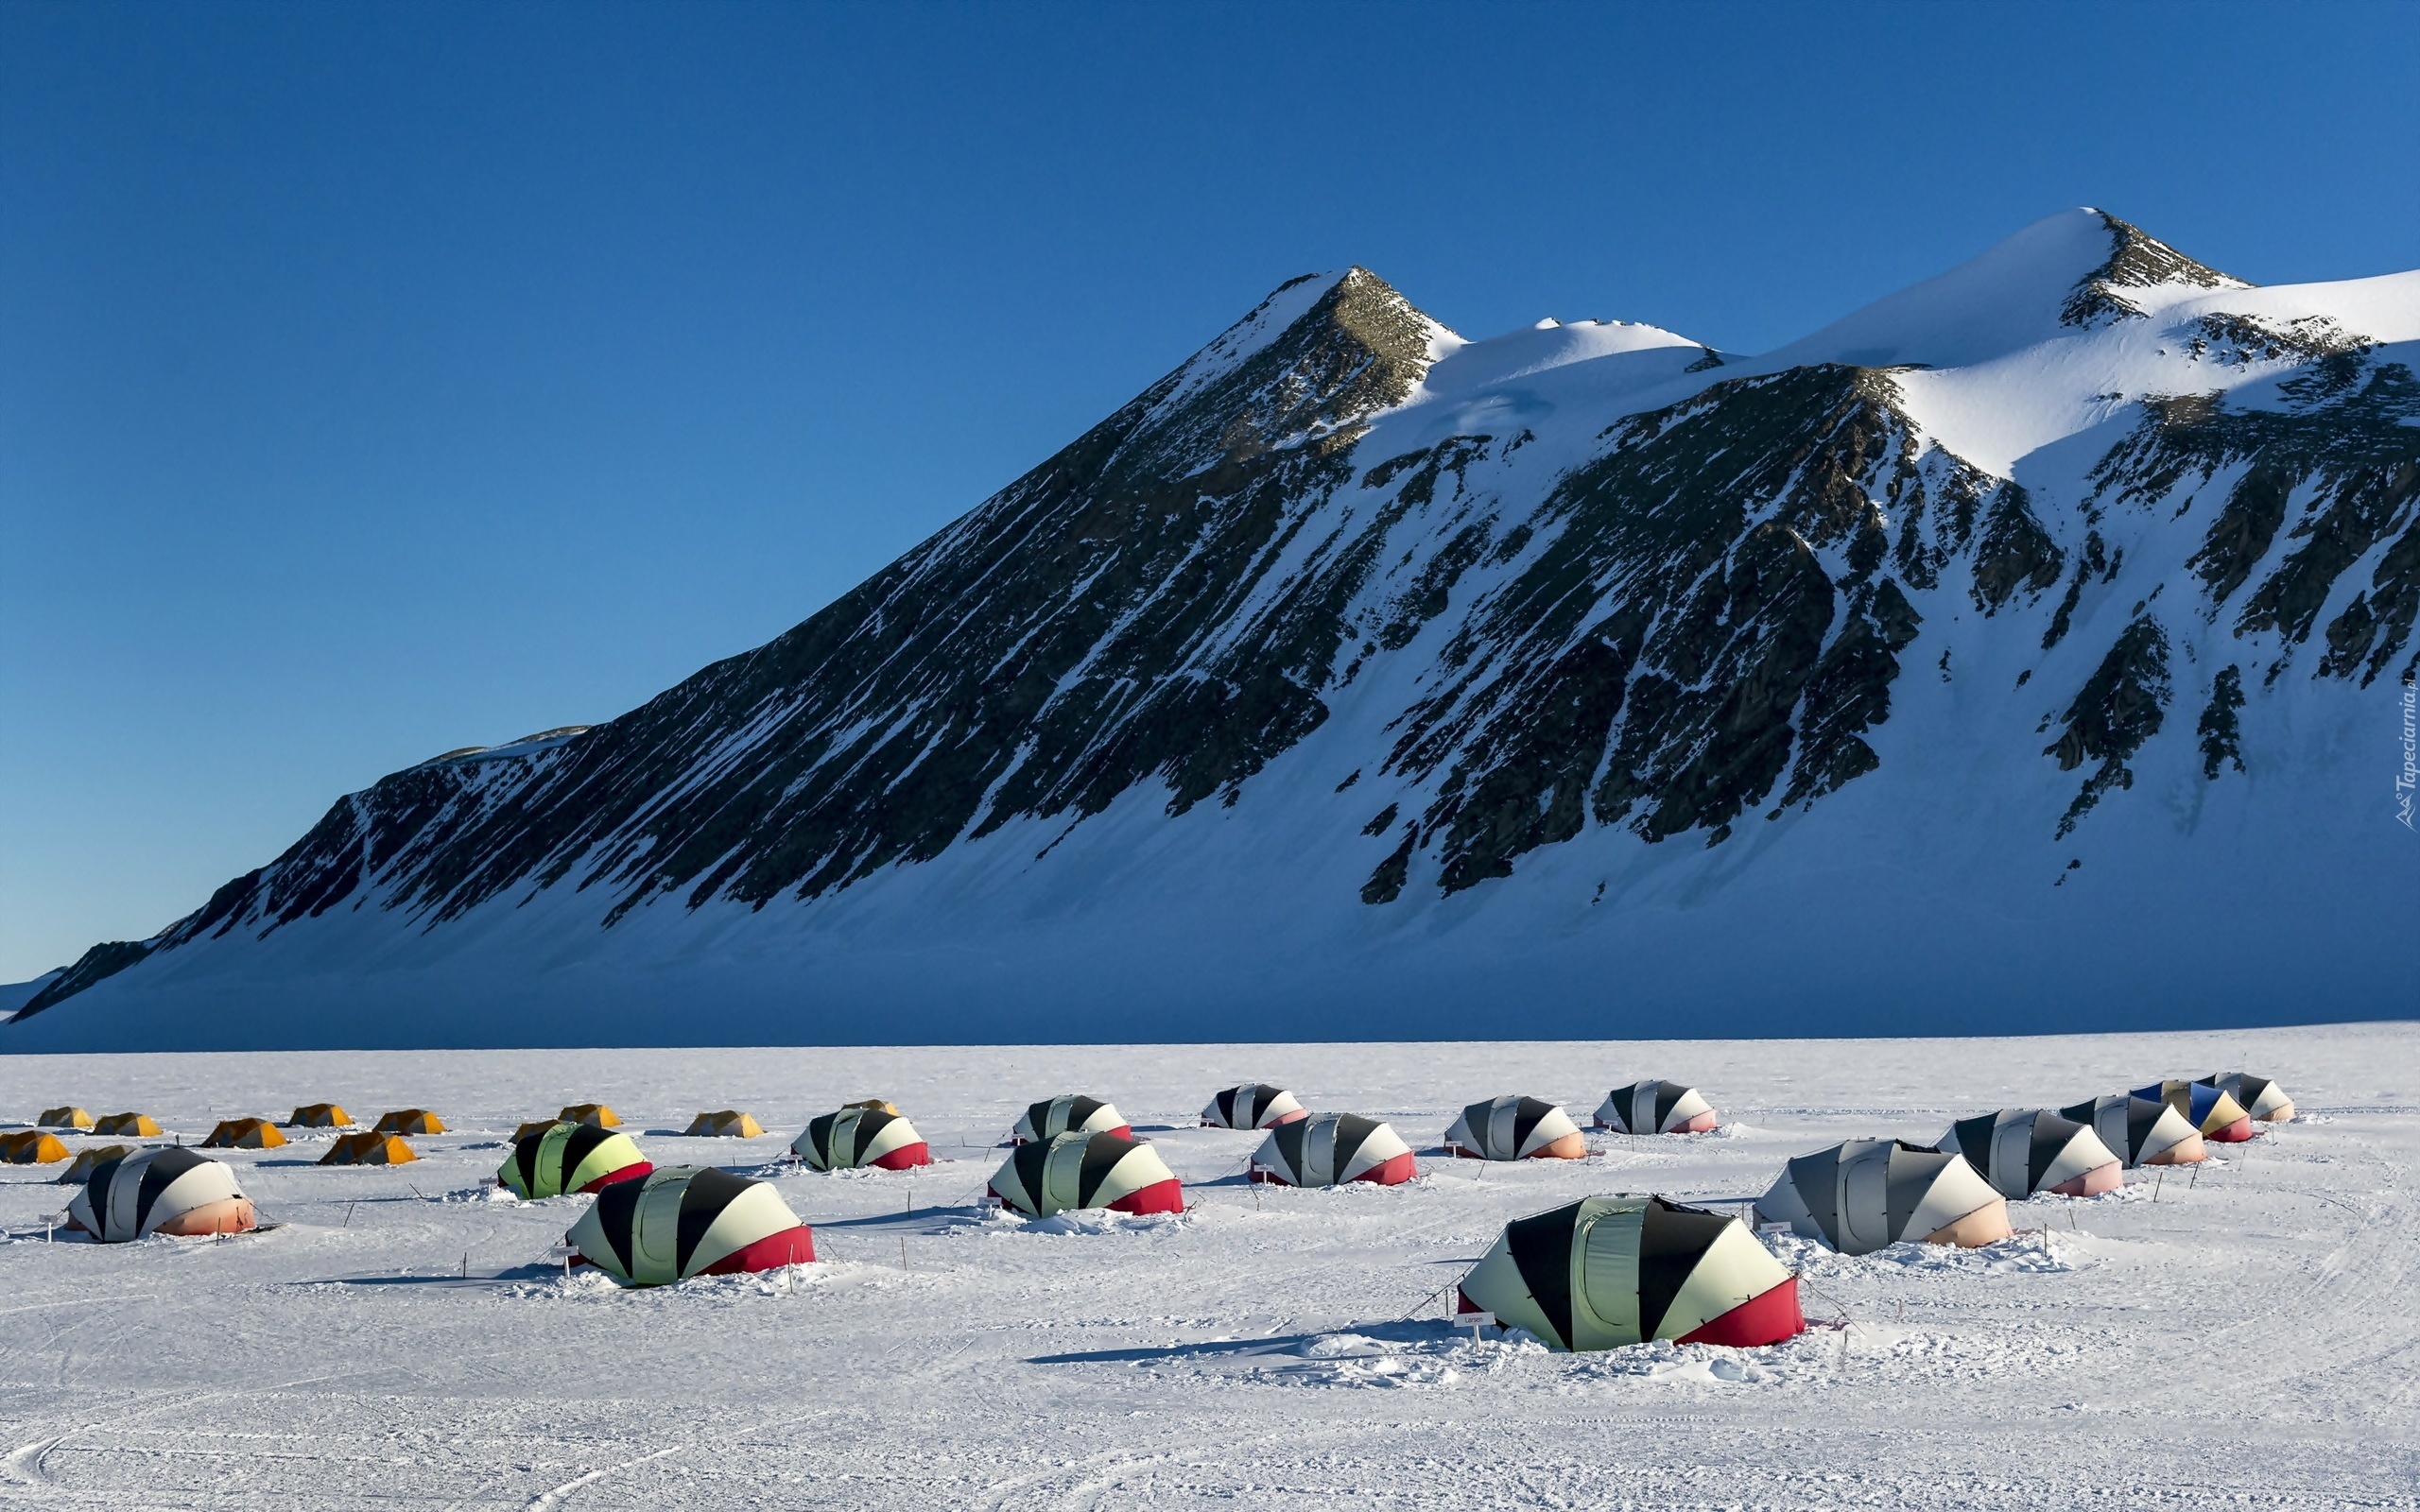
[
  {"left": 201, "top": 1118, "right": 286, "bottom": 1149},
  {"left": 58, "top": 1144, "right": 132, "bottom": 1184},
  {"left": 1458, "top": 1195, "right": 1804, "bottom": 1351},
  {"left": 1935, "top": 1109, "right": 2120, "bottom": 1197},
  {"left": 565, "top": 1166, "right": 815, "bottom": 1286},
  {"left": 988, "top": 1131, "right": 1183, "bottom": 1217},
  {"left": 1594, "top": 1080, "right": 1719, "bottom": 1135},
  {"left": 94, "top": 1112, "right": 163, "bottom": 1138},
  {"left": 1201, "top": 1084, "right": 1308, "bottom": 1130},
  {"left": 794, "top": 1104, "right": 931, "bottom": 1171},
  {"left": 1443, "top": 1096, "right": 1587, "bottom": 1160},
  {"left": 1, "top": 1130, "right": 70, "bottom": 1164},
  {"left": 500, "top": 1122, "right": 652, "bottom": 1197},
  {"left": 1754, "top": 1139, "right": 2012, "bottom": 1253},
  {"left": 372, "top": 1109, "right": 446, "bottom": 1136},
  {"left": 560, "top": 1103, "right": 620, "bottom": 1127},
  {"left": 1249, "top": 1112, "right": 1416, "bottom": 1187},
  {"left": 286, "top": 1104, "right": 354, "bottom": 1128},
  {"left": 2200, "top": 1073, "right": 2295, "bottom": 1123},
  {"left": 2132, "top": 1080, "right": 2253, "bottom": 1143},
  {"left": 683, "top": 1110, "right": 767, "bottom": 1139},
  {"left": 2060, "top": 1094, "right": 2206, "bottom": 1167},
  {"left": 37, "top": 1107, "right": 94, "bottom": 1130},
  {"left": 1011, "top": 1094, "right": 1130, "bottom": 1144},
  {"left": 67, "top": 1148, "right": 255, "bottom": 1242},
  {"left": 319, "top": 1133, "right": 419, "bottom": 1166}
]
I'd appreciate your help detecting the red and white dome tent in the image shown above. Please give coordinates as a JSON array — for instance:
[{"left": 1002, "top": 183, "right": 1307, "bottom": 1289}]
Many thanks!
[
  {"left": 2200, "top": 1072, "right": 2295, "bottom": 1124},
  {"left": 1249, "top": 1112, "right": 1415, "bottom": 1187},
  {"left": 1755, "top": 1139, "right": 2011, "bottom": 1253},
  {"left": 67, "top": 1148, "right": 257, "bottom": 1242},
  {"left": 988, "top": 1131, "right": 1183, "bottom": 1217},
  {"left": 2060, "top": 1093, "right": 2206, "bottom": 1167},
  {"left": 1459, "top": 1195, "right": 1805, "bottom": 1351},
  {"left": 1011, "top": 1094, "right": 1130, "bottom": 1144},
  {"left": 1935, "top": 1109, "right": 2122, "bottom": 1197},
  {"left": 1443, "top": 1096, "right": 1586, "bottom": 1160},
  {"left": 565, "top": 1166, "right": 814, "bottom": 1286},
  {"left": 2133, "top": 1080, "right": 2255, "bottom": 1143},
  {"left": 1594, "top": 1080, "right": 1718, "bottom": 1135},
  {"left": 795, "top": 1101, "right": 932, "bottom": 1171},
  {"left": 1201, "top": 1084, "right": 1306, "bottom": 1130}
]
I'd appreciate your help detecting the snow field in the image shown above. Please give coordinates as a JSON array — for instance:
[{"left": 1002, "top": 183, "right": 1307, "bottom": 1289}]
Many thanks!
[{"left": 0, "top": 1022, "right": 2414, "bottom": 1509}]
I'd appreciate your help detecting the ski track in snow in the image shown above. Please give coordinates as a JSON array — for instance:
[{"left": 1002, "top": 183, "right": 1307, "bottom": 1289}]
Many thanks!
[{"left": 0, "top": 1024, "right": 2413, "bottom": 1509}]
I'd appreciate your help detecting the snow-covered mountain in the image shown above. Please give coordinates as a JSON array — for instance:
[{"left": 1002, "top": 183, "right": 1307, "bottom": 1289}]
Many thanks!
[{"left": 13, "top": 209, "right": 2416, "bottom": 1051}]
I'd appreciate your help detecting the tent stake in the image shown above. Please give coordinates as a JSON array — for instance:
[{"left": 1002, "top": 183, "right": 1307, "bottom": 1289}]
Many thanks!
[
  {"left": 2152, "top": 1169, "right": 2164, "bottom": 1202},
  {"left": 343, "top": 1201, "right": 357, "bottom": 1228},
  {"left": 900, "top": 1236, "right": 908, "bottom": 1271}
]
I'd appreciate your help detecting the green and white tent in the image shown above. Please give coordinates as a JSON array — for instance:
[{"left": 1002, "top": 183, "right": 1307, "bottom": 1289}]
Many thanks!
[
  {"left": 1459, "top": 1195, "right": 1804, "bottom": 1350},
  {"left": 988, "top": 1131, "right": 1183, "bottom": 1217},
  {"left": 1011, "top": 1094, "right": 1130, "bottom": 1144},
  {"left": 565, "top": 1166, "right": 814, "bottom": 1286},
  {"left": 498, "top": 1122, "right": 653, "bottom": 1198}
]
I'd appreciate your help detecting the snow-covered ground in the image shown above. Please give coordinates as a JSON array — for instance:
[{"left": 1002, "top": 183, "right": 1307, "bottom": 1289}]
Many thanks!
[{"left": 2, "top": 1023, "right": 2413, "bottom": 1509}]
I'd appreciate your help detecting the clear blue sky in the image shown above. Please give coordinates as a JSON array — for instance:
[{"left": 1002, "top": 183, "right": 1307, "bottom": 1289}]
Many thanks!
[{"left": 4, "top": 1, "right": 2416, "bottom": 981}]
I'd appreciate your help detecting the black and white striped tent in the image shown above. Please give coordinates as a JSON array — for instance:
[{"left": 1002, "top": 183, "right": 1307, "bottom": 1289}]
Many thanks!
[
  {"left": 565, "top": 1166, "right": 814, "bottom": 1285},
  {"left": 1011, "top": 1094, "right": 1130, "bottom": 1144},
  {"left": 988, "top": 1131, "right": 1183, "bottom": 1217},
  {"left": 66, "top": 1148, "right": 256, "bottom": 1243},
  {"left": 2133, "top": 1080, "right": 2254, "bottom": 1143},
  {"left": 1201, "top": 1084, "right": 1306, "bottom": 1130},
  {"left": 1754, "top": 1139, "right": 2011, "bottom": 1253},
  {"left": 2059, "top": 1094, "right": 2206, "bottom": 1168},
  {"left": 1935, "top": 1109, "right": 2121, "bottom": 1198},
  {"left": 1249, "top": 1112, "right": 1415, "bottom": 1187},
  {"left": 2202, "top": 1073, "right": 2294, "bottom": 1123},
  {"left": 794, "top": 1103, "right": 932, "bottom": 1171},
  {"left": 1459, "top": 1195, "right": 1804, "bottom": 1350},
  {"left": 1593, "top": 1080, "right": 1718, "bottom": 1135},
  {"left": 498, "top": 1122, "right": 654, "bottom": 1198},
  {"left": 1443, "top": 1096, "right": 1586, "bottom": 1160}
]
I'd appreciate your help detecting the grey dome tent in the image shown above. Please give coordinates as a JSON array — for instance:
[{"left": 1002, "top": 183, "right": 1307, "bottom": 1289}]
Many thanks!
[{"left": 1754, "top": 1139, "right": 2011, "bottom": 1253}]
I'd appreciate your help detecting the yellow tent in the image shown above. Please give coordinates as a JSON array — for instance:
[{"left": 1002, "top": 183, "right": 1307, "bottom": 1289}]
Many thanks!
[
  {"left": 513, "top": 1118, "right": 562, "bottom": 1142},
  {"left": 201, "top": 1117, "right": 286, "bottom": 1149},
  {"left": 38, "top": 1107, "right": 95, "bottom": 1130},
  {"left": 58, "top": 1144, "right": 131, "bottom": 1183},
  {"left": 559, "top": 1103, "right": 620, "bottom": 1127},
  {"left": 372, "top": 1109, "right": 446, "bottom": 1136},
  {"left": 844, "top": 1098, "right": 901, "bottom": 1115},
  {"left": 1, "top": 1130, "right": 71, "bottom": 1163},
  {"left": 94, "top": 1112, "right": 163, "bottom": 1138},
  {"left": 285, "top": 1103, "right": 354, "bottom": 1128},
  {"left": 319, "top": 1132, "right": 418, "bottom": 1166},
  {"left": 684, "top": 1109, "right": 767, "bottom": 1138}
]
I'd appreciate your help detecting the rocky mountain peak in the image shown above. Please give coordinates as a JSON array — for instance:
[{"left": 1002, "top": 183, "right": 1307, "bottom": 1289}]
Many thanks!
[{"left": 2061, "top": 208, "right": 2253, "bottom": 326}]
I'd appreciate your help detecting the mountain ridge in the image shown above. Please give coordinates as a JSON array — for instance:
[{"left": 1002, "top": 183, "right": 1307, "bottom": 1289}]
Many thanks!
[{"left": 14, "top": 209, "right": 2417, "bottom": 1048}]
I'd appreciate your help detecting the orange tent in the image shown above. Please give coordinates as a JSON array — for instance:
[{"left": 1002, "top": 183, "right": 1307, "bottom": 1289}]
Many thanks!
[
  {"left": 684, "top": 1110, "right": 766, "bottom": 1138},
  {"left": 201, "top": 1117, "right": 286, "bottom": 1149},
  {"left": 513, "top": 1118, "right": 562, "bottom": 1142},
  {"left": 94, "top": 1112, "right": 163, "bottom": 1138},
  {"left": 559, "top": 1104, "right": 620, "bottom": 1127},
  {"left": 285, "top": 1104, "right": 354, "bottom": 1128},
  {"left": 1, "top": 1130, "right": 71, "bottom": 1163},
  {"left": 58, "top": 1144, "right": 132, "bottom": 1183},
  {"left": 372, "top": 1109, "right": 446, "bottom": 1136},
  {"left": 38, "top": 1107, "right": 95, "bottom": 1130},
  {"left": 319, "top": 1132, "right": 418, "bottom": 1166}
]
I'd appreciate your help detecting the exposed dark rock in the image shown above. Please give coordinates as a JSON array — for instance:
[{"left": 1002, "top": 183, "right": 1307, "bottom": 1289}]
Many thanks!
[
  {"left": 2198, "top": 664, "right": 2246, "bottom": 778},
  {"left": 1970, "top": 484, "right": 2065, "bottom": 611},
  {"left": 2046, "top": 616, "right": 2172, "bottom": 836}
]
